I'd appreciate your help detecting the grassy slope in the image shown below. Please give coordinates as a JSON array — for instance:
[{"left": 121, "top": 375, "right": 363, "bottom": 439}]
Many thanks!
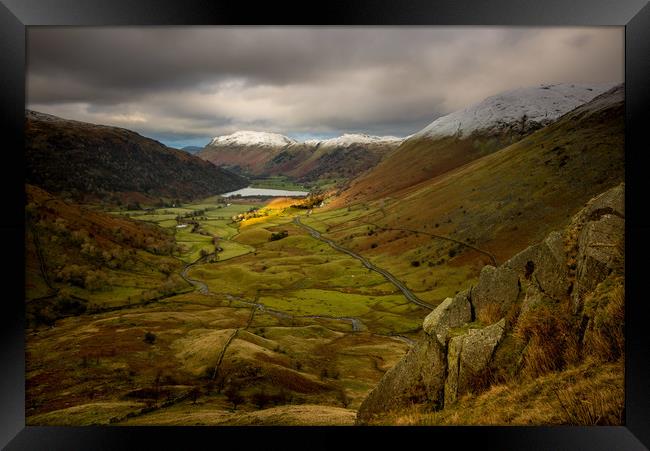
[
  {"left": 369, "top": 359, "right": 624, "bottom": 425},
  {"left": 306, "top": 86, "right": 624, "bottom": 307},
  {"left": 268, "top": 142, "right": 399, "bottom": 184},
  {"left": 26, "top": 292, "right": 408, "bottom": 425},
  {"left": 334, "top": 133, "right": 519, "bottom": 206}
]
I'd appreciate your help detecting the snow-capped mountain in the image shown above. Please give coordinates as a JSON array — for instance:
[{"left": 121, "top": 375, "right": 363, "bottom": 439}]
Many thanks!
[
  {"left": 207, "top": 130, "right": 296, "bottom": 148},
  {"left": 199, "top": 131, "right": 402, "bottom": 182},
  {"left": 413, "top": 82, "right": 617, "bottom": 140},
  {"left": 302, "top": 134, "right": 403, "bottom": 148},
  {"left": 336, "top": 82, "right": 623, "bottom": 205}
]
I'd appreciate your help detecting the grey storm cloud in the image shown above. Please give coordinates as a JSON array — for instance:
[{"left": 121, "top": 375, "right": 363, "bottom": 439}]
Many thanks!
[{"left": 27, "top": 26, "right": 624, "bottom": 147}]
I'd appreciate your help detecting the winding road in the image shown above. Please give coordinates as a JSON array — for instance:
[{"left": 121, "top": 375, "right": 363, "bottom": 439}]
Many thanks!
[{"left": 293, "top": 217, "right": 434, "bottom": 311}]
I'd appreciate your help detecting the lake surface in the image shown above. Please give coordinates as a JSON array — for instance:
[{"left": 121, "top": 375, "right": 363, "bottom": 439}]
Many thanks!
[{"left": 221, "top": 187, "right": 309, "bottom": 198}]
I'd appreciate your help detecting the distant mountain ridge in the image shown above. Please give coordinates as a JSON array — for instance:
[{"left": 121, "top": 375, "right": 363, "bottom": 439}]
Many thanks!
[
  {"left": 208, "top": 130, "right": 297, "bottom": 148},
  {"left": 25, "top": 110, "right": 248, "bottom": 204},
  {"left": 199, "top": 131, "right": 403, "bottom": 183}
]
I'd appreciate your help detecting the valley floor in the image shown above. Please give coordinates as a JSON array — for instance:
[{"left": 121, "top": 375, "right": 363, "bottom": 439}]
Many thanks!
[
  {"left": 24, "top": 185, "right": 624, "bottom": 426},
  {"left": 26, "top": 195, "right": 436, "bottom": 425}
]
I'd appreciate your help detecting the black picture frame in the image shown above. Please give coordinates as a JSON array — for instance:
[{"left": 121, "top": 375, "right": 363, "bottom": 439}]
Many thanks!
[{"left": 2, "top": 1, "right": 649, "bottom": 449}]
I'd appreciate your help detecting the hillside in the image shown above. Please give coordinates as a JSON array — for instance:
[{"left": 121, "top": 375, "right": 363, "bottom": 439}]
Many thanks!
[
  {"left": 337, "top": 82, "right": 617, "bottom": 203},
  {"left": 265, "top": 134, "right": 402, "bottom": 184},
  {"left": 181, "top": 146, "right": 204, "bottom": 154},
  {"left": 303, "top": 84, "right": 623, "bottom": 308},
  {"left": 199, "top": 131, "right": 297, "bottom": 175},
  {"left": 25, "top": 110, "right": 248, "bottom": 204},
  {"left": 25, "top": 184, "right": 189, "bottom": 327},
  {"left": 200, "top": 132, "right": 401, "bottom": 185},
  {"left": 357, "top": 183, "right": 625, "bottom": 425},
  {"left": 23, "top": 84, "right": 625, "bottom": 427}
]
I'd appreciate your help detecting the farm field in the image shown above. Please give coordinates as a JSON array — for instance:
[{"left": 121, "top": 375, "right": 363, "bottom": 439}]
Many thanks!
[{"left": 25, "top": 193, "right": 436, "bottom": 425}]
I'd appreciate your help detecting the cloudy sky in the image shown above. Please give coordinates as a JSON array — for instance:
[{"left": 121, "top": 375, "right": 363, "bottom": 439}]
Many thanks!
[{"left": 27, "top": 27, "right": 623, "bottom": 148}]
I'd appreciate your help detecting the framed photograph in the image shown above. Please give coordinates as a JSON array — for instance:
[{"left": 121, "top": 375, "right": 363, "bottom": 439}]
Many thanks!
[{"left": 2, "top": 0, "right": 649, "bottom": 449}]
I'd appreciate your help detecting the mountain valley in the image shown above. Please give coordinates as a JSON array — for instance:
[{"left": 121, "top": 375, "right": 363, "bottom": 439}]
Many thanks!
[{"left": 24, "top": 82, "right": 626, "bottom": 426}]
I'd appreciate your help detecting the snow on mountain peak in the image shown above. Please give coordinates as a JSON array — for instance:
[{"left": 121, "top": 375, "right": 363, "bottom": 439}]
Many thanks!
[
  {"left": 208, "top": 130, "right": 296, "bottom": 148},
  {"left": 413, "top": 82, "right": 618, "bottom": 140},
  {"left": 208, "top": 131, "right": 404, "bottom": 149},
  {"left": 305, "top": 133, "right": 403, "bottom": 148}
]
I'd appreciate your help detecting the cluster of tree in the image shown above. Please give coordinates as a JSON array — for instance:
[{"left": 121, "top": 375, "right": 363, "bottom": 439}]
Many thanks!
[
  {"left": 269, "top": 230, "right": 289, "bottom": 241},
  {"left": 291, "top": 195, "right": 325, "bottom": 210},
  {"left": 138, "top": 274, "right": 187, "bottom": 299},
  {"left": 232, "top": 207, "right": 267, "bottom": 222},
  {"left": 54, "top": 264, "right": 110, "bottom": 291},
  {"left": 26, "top": 292, "right": 88, "bottom": 328},
  {"left": 250, "top": 388, "right": 292, "bottom": 409}
]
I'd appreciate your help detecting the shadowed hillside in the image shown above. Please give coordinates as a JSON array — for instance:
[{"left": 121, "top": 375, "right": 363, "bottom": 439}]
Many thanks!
[
  {"left": 25, "top": 111, "right": 248, "bottom": 205},
  {"left": 264, "top": 139, "right": 400, "bottom": 184},
  {"left": 25, "top": 184, "right": 189, "bottom": 327}
]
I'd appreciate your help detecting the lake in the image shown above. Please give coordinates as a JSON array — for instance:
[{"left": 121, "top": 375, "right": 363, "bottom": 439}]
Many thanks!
[{"left": 221, "top": 187, "right": 310, "bottom": 198}]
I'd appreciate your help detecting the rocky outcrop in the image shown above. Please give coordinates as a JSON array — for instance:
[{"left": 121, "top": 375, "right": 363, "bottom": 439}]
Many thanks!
[
  {"left": 356, "top": 183, "right": 624, "bottom": 424},
  {"left": 573, "top": 214, "right": 624, "bottom": 314},
  {"left": 472, "top": 265, "right": 519, "bottom": 324},
  {"left": 422, "top": 290, "right": 472, "bottom": 343},
  {"left": 579, "top": 183, "right": 624, "bottom": 220},
  {"left": 505, "top": 231, "right": 571, "bottom": 301},
  {"left": 444, "top": 335, "right": 464, "bottom": 406},
  {"left": 356, "top": 333, "right": 447, "bottom": 424},
  {"left": 444, "top": 318, "right": 506, "bottom": 406},
  {"left": 519, "top": 283, "right": 555, "bottom": 316}
]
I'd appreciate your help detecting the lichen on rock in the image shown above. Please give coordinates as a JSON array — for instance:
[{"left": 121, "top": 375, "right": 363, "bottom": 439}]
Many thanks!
[
  {"left": 356, "top": 333, "right": 447, "bottom": 424},
  {"left": 423, "top": 290, "right": 472, "bottom": 344},
  {"left": 472, "top": 265, "right": 519, "bottom": 324}
]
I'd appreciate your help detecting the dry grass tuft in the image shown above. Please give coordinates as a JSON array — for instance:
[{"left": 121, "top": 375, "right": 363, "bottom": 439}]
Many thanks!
[
  {"left": 582, "top": 276, "right": 624, "bottom": 362},
  {"left": 551, "top": 363, "right": 624, "bottom": 425},
  {"left": 514, "top": 299, "right": 579, "bottom": 379},
  {"left": 477, "top": 302, "right": 503, "bottom": 325},
  {"left": 370, "top": 359, "right": 623, "bottom": 426}
]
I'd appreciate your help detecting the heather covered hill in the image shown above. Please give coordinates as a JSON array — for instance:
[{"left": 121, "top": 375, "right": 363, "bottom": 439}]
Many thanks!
[
  {"left": 337, "top": 83, "right": 617, "bottom": 204},
  {"left": 25, "top": 111, "right": 248, "bottom": 204}
]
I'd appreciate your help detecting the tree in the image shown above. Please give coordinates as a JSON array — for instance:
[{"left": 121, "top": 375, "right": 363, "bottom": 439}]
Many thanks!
[
  {"left": 189, "top": 387, "right": 201, "bottom": 405},
  {"left": 143, "top": 331, "right": 156, "bottom": 344},
  {"left": 252, "top": 389, "right": 271, "bottom": 409},
  {"left": 269, "top": 231, "right": 288, "bottom": 241},
  {"left": 224, "top": 385, "right": 244, "bottom": 410}
]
